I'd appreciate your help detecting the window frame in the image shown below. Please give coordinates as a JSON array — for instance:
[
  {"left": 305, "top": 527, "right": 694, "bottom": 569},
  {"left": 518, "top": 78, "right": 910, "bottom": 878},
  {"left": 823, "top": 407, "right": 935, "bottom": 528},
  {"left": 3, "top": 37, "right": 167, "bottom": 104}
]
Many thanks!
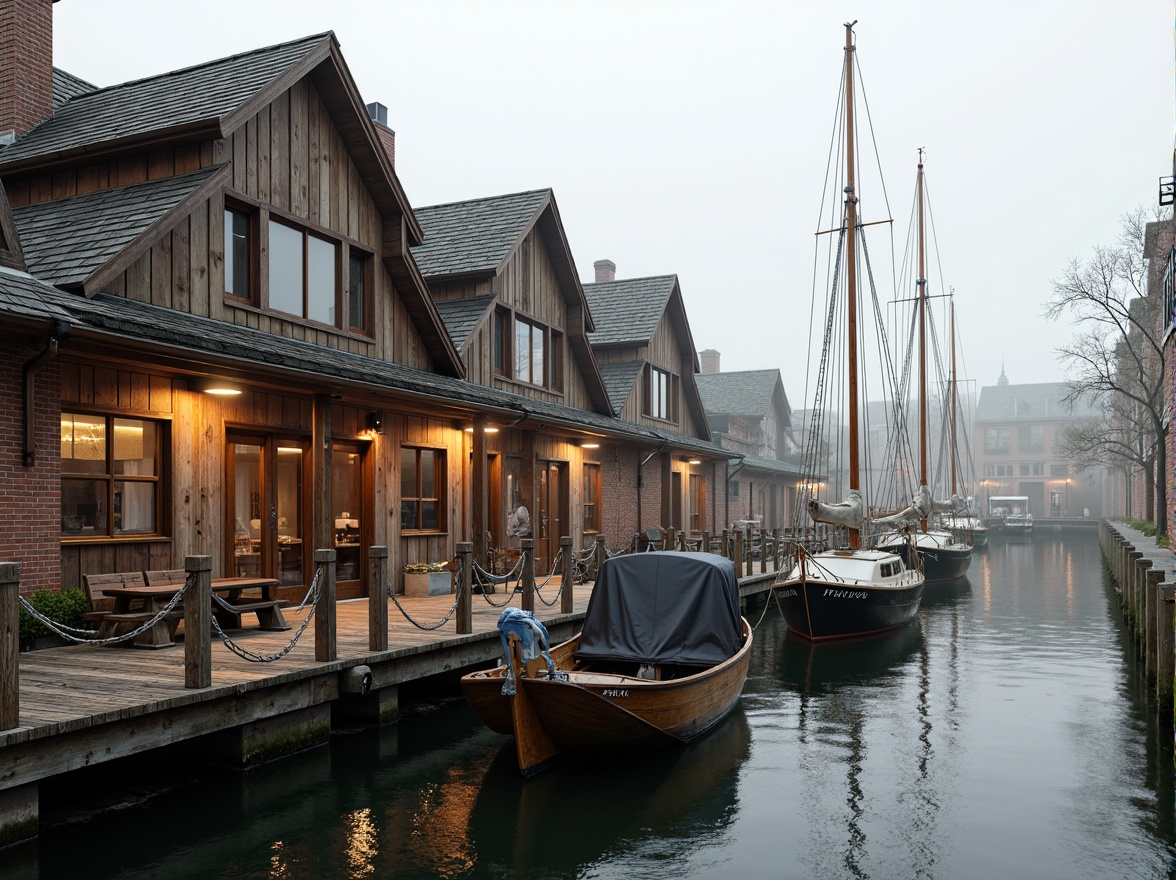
[
  {"left": 224, "top": 203, "right": 256, "bottom": 305},
  {"left": 644, "top": 364, "right": 678, "bottom": 422},
  {"left": 984, "top": 427, "right": 1010, "bottom": 454},
  {"left": 346, "top": 246, "right": 373, "bottom": 335},
  {"left": 492, "top": 305, "right": 564, "bottom": 392},
  {"left": 400, "top": 445, "right": 447, "bottom": 533},
  {"left": 582, "top": 461, "right": 601, "bottom": 533},
  {"left": 268, "top": 216, "right": 339, "bottom": 326},
  {"left": 61, "top": 411, "right": 166, "bottom": 541}
]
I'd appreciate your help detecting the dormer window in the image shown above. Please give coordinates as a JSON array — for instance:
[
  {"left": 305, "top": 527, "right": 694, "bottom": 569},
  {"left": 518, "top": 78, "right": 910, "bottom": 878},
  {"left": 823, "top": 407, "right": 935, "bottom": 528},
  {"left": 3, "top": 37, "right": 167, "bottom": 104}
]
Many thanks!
[
  {"left": 269, "top": 219, "right": 337, "bottom": 325},
  {"left": 644, "top": 365, "right": 678, "bottom": 422},
  {"left": 492, "top": 306, "right": 563, "bottom": 392},
  {"left": 224, "top": 206, "right": 254, "bottom": 302}
]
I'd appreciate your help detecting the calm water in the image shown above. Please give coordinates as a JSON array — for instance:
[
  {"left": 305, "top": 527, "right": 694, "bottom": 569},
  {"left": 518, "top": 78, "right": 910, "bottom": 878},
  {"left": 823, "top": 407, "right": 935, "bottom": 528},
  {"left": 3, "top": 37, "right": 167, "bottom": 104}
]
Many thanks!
[{"left": 4, "top": 533, "right": 1173, "bottom": 879}]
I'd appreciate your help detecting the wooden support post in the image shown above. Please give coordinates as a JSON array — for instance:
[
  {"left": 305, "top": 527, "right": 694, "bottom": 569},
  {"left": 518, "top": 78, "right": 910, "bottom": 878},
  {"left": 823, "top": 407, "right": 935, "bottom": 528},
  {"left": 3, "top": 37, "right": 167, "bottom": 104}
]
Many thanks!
[
  {"left": 722, "top": 528, "right": 730, "bottom": 559},
  {"left": 315, "top": 549, "right": 337, "bottom": 662},
  {"left": 521, "top": 537, "right": 535, "bottom": 613},
  {"left": 665, "top": 527, "right": 676, "bottom": 552},
  {"left": 1159, "top": 584, "right": 1175, "bottom": 704},
  {"left": 593, "top": 534, "right": 606, "bottom": 580},
  {"left": 759, "top": 529, "right": 768, "bottom": 574},
  {"left": 1146, "top": 567, "right": 1163, "bottom": 683},
  {"left": 632, "top": 532, "right": 640, "bottom": 554},
  {"left": 184, "top": 555, "right": 212, "bottom": 689},
  {"left": 368, "top": 546, "right": 388, "bottom": 652},
  {"left": 772, "top": 528, "right": 781, "bottom": 572},
  {"left": 473, "top": 415, "right": 489, "bottom": 571},
  {"left": 560, "top": 535, "right": 574, "bottom": 614},
  {"left": 0, "top": 562, "right": 19, "bottom": 731},
  {"left": 703, "top": 530, "right": 712, "bottom": 555},
  {"left": 312, "top": 393, "right": 332, "bottom": 560},
  {"left": 1128, "top": 550, "right": 1144, "bottom": 630},
  {"left": 734, "top": 529, "right": 744, "bottom": 579},
  {"left": 456, "top": 542, "right": 473, "bottom": 634}
]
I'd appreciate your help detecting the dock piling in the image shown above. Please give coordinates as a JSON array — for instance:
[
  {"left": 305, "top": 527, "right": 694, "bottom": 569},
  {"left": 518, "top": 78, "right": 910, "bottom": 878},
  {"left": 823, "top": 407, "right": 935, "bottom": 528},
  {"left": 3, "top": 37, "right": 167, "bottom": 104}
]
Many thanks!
[
  {"left": 314, "top": 549, "right": 336, "bottom": 662},
  {"left": 0, "top": 562, "right": 19, "bottom": 730},
  {"left": 183, "top": 556, "right": 211, "bottom": 689},
  {"left": 369, "top": 546, "right": 388, "bottom": 652}
]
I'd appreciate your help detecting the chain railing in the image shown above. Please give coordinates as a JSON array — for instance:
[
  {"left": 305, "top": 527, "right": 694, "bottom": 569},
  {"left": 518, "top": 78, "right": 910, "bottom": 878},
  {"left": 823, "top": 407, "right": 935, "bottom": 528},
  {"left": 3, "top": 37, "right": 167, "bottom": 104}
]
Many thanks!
[
  {"left": 211, "top": 566, "right": 322, "bottom": 662},
  {"left": 531, "top": 550, "right": 566, "bottom": 607},
  {"left": 386, "top": 560, "right": 464, "bottom": 631},
  {"left": 470, "top": 553, "right": 526, "bottom": 608}
]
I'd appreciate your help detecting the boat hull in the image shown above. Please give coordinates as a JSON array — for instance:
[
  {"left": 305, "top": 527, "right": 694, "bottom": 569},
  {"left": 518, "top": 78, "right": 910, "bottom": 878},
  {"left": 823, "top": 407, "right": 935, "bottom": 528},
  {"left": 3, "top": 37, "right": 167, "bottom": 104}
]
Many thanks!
[
  {"left": 461, "top": 621, "right": 753, "bottom": 774},
  {"left": 904, "top": 542, "right": 972, "bottom": 582}
]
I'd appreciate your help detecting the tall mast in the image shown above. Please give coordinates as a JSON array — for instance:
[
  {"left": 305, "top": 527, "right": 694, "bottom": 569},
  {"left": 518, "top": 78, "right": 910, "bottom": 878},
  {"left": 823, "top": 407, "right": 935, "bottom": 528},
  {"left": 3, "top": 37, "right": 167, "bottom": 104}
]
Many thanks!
[
  {"left": 916, "top": 151, "right": 927, "bottom": 530},
  {"left": 843, "top": 21, "right": 860, "bottom": 548},
  {"left": 950, "top": 299, "right": 958, "bottom": 497}
]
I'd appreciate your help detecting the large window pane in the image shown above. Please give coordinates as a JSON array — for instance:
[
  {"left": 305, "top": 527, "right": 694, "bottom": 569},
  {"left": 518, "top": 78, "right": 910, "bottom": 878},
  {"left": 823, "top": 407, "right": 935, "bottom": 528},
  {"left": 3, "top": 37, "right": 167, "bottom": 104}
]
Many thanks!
[
  {"left": 113, "top": 419, "right": 155, "bottom": 476},
  {"left": 61, "top": 412, "right": 106, "bottom": 474},
  {"left": 532, "top": 323, "right": 544, "bottom": 385},
  {"left": 268, "top": 220, "right": 303, "bottom": 316},
  {"left": 514, "top": 318, "right": 530, "bottom": 382},
  {"left": 276, "top": 445, "right": 304, "bottom": 585},
  {"left": 307, "top": 235, "right": 336, "bottom": 325},
  {"left": 62, "top": 478, "right": 106, "bottom": 535},
  {"left": 115, "top": 481, "right": 155, "bottom": 534}
]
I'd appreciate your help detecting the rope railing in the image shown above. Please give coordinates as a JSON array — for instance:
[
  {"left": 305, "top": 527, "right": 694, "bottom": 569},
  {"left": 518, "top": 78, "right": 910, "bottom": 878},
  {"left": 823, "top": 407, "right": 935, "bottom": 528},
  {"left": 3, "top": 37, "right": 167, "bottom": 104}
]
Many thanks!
[
  {"left": 211, "top": 566, "right": 322, "bottom": 662},
  {"left": 19, "top": 573, "right": 192, "bottom": 647}
]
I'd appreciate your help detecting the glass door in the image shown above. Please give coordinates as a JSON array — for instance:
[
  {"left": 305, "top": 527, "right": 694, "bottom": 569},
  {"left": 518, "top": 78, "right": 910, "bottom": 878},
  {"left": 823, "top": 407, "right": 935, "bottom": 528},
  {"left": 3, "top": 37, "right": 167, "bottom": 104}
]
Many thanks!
[
  {"left": 537, "top": 461, "right": 567, "bottom": 574},
  {"left": 332, "top": 442, "right": 366, "bottom": 598},
  {"left": 228, "top": 434, "right": 307, "bottom": 590}
]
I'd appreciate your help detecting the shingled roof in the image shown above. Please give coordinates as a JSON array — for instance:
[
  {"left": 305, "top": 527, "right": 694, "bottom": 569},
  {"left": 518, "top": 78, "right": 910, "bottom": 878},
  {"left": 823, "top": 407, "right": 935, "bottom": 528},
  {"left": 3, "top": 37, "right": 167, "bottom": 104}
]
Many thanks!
[
  {"left": 433, "top": 294, "right": 496, "bottom": 351},
  {"left": 13, "top": 165, "right": 226, "bottom": 288},
  {"left": 584, "top": 275, "right": 677, "bottom": 347},
  {"left": 597, "top": 360, "right": 646, "bottom": 413},
  {"left": 695, "top": 370, "right": 786, "bottom": 419},
  {"left": 52, "top": 68, "right": 97, "bottom": 110},
  {"left": 0, "top": 34, "right": 331, "bottom": 171},
  {"left": 412, "top": 189, "right": 550, "bottom": 278},
  {"left": 975, "top": 382, "right": 1097, "bottom": 422}
]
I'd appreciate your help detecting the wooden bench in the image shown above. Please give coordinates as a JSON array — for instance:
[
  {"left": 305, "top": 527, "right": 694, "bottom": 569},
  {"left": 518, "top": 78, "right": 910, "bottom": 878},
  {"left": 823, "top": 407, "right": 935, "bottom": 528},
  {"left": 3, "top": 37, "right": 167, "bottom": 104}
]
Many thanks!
[{"left": 82, "top": 572, "right": 148, "bottom": 638}]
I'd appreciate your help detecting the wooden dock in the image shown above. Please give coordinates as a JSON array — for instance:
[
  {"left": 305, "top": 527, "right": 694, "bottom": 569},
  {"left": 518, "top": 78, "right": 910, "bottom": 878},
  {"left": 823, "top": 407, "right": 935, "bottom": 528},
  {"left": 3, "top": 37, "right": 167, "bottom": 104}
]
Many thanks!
[{"left": 0, "top": 560, "right": 778, "bottom": 845}]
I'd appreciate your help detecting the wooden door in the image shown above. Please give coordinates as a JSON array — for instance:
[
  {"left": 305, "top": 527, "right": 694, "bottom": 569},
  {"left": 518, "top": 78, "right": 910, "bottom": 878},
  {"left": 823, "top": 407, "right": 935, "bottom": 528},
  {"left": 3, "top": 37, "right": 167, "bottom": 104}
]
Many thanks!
[{"left": 537, "top": 460, "right": 568, "bottom": 574}]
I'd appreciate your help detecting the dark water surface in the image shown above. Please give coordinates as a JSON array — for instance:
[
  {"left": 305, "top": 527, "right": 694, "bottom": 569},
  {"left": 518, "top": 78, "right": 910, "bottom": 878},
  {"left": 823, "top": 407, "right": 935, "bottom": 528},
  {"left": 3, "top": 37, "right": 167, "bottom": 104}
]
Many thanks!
[{"left": 4, "top": 534, "right": 1173, "bottom": 879}]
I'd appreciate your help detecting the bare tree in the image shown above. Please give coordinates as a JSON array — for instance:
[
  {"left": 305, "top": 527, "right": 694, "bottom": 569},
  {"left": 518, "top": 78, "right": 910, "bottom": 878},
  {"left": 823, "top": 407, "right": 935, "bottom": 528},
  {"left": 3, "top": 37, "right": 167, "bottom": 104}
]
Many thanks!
[{"left": 1046, "top": 205, "right": 1171, "bottom": 532}]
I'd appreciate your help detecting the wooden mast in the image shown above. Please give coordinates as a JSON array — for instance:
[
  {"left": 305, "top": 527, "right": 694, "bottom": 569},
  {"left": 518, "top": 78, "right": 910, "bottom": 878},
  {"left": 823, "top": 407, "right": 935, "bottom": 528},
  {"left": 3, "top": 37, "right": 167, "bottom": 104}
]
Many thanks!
[
  {"left": 950, "top": 299, "right": 958, "bottom": 498},
  {"left": 916, "top": 151, "right": 928, "bottom": 531},
  {"left": 844, "top": 21, "right": 861, "bottom": 549}
]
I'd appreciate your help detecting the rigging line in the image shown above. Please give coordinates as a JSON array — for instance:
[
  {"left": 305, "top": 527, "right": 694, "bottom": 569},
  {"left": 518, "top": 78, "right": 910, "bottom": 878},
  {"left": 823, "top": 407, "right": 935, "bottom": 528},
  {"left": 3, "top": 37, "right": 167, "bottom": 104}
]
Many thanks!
[
  {"left": 922, "top": 175, "right": 951, "bottom": 309},
  {"left": 852, "top": 49, "right": 895, "bottom": 228},
  {"left": 814, "top": 64, "right": 848, "bottom": 234}
]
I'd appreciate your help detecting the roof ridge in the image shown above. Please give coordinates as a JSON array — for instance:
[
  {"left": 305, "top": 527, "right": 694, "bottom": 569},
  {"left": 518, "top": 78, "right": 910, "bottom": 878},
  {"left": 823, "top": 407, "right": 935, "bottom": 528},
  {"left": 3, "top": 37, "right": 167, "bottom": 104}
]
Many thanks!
[
  {"left": 56, "top": 32, "right": 332, "bottom": 103},
  {"left": 416, "top": 188, "right": 552, "bottom": 213},
  {"left": 584, "top": 274, "right": 678, "bottom": 287}
]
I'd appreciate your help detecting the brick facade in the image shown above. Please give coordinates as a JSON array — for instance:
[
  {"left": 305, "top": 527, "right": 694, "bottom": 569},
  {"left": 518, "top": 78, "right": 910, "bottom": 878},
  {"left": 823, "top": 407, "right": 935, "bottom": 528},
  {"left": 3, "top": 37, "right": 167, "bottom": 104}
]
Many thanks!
[{"left": 0, "top": 340, "right": 61, "bottom": 594}]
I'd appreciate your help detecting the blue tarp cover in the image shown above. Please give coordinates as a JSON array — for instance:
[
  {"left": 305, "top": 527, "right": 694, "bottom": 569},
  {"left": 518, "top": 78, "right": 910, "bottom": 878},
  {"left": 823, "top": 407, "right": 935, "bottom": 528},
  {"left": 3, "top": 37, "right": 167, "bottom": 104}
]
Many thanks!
[{"left": 576, "top": 551, "right": 742, "bottom": 668}]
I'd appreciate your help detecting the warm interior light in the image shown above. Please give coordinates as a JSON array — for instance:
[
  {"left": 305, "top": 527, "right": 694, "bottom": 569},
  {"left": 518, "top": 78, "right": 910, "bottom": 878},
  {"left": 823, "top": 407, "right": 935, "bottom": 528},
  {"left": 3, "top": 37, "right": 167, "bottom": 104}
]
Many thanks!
[
  {"left": 688, "top": 458, "right": 702, "bottom": 465},
  {"left": 464, "top": 425, "right": 499, "bottom": 433},
  {"left": 581, "top": 441, "right": 600, "bottom": 449}
]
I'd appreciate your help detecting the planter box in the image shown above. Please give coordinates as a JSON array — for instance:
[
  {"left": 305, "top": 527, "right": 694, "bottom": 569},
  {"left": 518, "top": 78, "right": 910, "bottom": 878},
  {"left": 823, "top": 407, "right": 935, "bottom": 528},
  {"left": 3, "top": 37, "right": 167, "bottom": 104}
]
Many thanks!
[{"left": 404, "top": 571, "right": 452, "bottom": 597}]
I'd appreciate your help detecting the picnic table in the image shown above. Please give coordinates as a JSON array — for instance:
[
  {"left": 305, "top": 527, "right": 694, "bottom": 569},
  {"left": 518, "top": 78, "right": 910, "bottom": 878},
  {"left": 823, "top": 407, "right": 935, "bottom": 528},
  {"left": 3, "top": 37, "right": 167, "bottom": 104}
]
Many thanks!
[{"left": 101, "top": 577, "right": 287, "bottom": 648}]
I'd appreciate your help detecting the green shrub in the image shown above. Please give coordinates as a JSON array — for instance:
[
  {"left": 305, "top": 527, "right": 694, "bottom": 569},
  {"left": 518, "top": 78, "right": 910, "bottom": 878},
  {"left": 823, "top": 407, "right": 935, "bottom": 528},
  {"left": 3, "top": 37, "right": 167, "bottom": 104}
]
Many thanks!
[
  {"left": 403, "top": 562, "right": 447, "bottom": 573},
  {"left": 1121, "top": 518, "right": 1158, "bottom": 537},
  {"left": 19, "top": 587, "right": 88, "bottom": 641}
]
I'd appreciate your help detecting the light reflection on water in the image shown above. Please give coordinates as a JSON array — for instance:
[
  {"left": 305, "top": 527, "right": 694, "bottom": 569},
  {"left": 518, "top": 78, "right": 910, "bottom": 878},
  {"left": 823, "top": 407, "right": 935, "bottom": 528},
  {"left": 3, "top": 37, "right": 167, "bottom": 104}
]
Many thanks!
[{"left": 1, "top": 535, "right": 1171, "bottom": 879}]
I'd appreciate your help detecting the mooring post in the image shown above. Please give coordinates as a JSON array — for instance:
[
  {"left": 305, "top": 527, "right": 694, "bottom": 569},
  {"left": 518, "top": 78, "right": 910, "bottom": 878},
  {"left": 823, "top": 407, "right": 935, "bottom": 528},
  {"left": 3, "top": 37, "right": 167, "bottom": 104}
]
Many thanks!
[
  {"left": 0, "top": 562, "right": 20, "bottom": 730},
  {"left": 665, "top": 527, "right": 676, "bottom": 552},
  {"left": 734, "top": 529, "right": 744, "bottom": 579},
  {"left": 456, "top": 542, "right": 473, "bottom": 634},
  {"left": 1146, "top": 567, "right": 1162, "bottom": 683},
  {"left": 368, "top": 546, "right": 388, "bottom": 652},
  {"left": 184, "top": 555, "right": 212, "bottom": 689},
  {"left": 759, "top": 529, "right": 768, "bottom": 574},
  {"left": 315, "top": 549, "right": 337, "bottom": 662},
  {"left": 1128, "top": 550, "right": 1143, "bottom": 631},
  {"left": 560, "top": 536, "right": 574, "bottom": 613},
  {"left": 772, "top": 528, "right": 781, "bottom": 572},
  {"left": 1159, "top": 584, "right": 1176, "bottom": 704},
  {"left": 722, "top": 528, "right": 730, "bottom": 560},
  {"left": 593, "top": 534, "right": 606, "bottom": 580},
  {"left": 521, "top": 538, "right": 535, "bottom": 613}
]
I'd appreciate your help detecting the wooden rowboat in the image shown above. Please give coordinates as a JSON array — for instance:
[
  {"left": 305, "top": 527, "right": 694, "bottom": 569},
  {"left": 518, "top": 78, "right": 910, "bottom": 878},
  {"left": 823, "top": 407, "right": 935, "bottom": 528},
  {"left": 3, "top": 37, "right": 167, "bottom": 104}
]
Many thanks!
[{"left": 461, "top": 551, "right": 752, "bottom": 776}]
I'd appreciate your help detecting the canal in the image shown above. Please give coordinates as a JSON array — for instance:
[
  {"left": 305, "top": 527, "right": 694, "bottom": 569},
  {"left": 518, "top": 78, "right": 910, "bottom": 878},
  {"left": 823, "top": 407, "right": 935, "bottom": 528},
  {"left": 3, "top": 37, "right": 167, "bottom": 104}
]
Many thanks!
[{"left": 2, "top": 532, "right": 1173, "bottom": 879}]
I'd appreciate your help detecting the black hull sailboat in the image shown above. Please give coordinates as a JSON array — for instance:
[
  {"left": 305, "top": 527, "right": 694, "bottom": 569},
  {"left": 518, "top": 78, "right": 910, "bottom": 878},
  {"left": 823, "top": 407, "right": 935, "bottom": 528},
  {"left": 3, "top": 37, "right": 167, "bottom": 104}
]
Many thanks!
[{"left": 772, "top": 23, "right": 924, "bottom": 642}]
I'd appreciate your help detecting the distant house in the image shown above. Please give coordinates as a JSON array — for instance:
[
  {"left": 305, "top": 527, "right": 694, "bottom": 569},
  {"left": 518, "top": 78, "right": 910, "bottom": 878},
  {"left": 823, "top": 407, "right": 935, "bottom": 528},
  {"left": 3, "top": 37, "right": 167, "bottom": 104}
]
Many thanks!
[
  {"left": 973, "top": 372, "right": 1104, "bottom": 519},
  {"left": 695, "top": 362, "right": 802, "bottom": 530}
]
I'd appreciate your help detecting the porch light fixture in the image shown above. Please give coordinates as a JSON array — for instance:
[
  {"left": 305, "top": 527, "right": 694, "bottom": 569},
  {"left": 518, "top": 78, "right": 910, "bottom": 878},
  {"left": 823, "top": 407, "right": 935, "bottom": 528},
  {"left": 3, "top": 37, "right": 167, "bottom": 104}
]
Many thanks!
[
  {"left": 367, "top": 411, "right": 384, "bottom": 434},
  {"left": 194, "top": 377, "right": 242, "bottom": 396},
  {"left": 464, "top": 425, "right": 499, "bottom": 433},
  {"left": 580, "top": 441, "right": 600, "bottom": 449},
  {"left": 688, "top": 458, "right": 702, "bottom": 465}
]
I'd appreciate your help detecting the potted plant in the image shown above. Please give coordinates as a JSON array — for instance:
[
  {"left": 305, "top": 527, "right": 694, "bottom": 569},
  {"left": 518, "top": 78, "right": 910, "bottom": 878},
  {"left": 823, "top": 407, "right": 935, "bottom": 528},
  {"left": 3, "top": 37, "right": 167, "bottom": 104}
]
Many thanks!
[{"left": 403, "top": 562, "right": 452, "bottom": 597}]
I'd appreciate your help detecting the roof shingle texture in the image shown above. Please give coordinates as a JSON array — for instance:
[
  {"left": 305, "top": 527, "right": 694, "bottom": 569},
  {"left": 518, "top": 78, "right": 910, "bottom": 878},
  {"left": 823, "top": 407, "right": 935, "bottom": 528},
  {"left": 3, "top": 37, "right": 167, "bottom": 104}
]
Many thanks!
[
  {"left": 975, "top": 382, "right": 1098, "bottom": 422},
  {"left": 696, "top": 370, "right": 781, "bottom": 418},
  {"left": 596, "top": 360, "right": 645, "bottom": 413},
  {"left": 432, "top": 294, "right": 496, "bottom": 350},
  {"left": 411, "top": 190, "right": 550, "bottom": 278},
  {"left": 13, "top": 167, "right": 222, "bottom": 286},
  {"left": 52, "top": 67, "right": 97, "bottom": 109},
  {"left": 584, "top": 276, "right": 676, "bottom": 346},
  {"left": 1, "top": 34, "right": 329, "bottom": 167}
]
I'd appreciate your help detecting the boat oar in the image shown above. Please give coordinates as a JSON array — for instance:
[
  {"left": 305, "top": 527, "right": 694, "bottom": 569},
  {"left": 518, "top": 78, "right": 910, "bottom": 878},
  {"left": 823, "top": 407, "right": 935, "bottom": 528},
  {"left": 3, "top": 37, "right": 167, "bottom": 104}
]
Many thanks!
[{"left": 505, "top": 633, "right": 561, "bottom": 776}]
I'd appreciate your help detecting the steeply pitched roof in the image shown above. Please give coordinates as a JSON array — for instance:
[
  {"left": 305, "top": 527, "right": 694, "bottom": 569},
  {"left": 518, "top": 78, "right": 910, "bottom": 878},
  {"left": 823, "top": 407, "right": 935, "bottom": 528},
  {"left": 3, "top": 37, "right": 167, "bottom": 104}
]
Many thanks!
[
  {"left": 433, "top": 294, "right": 496, "bottom": 351},
  {"left": 0, "top": 266, "right": 75, "bottom": 324},
  {"left": 52, "top": 68, "right": 97, "bottom": 110},
  {"left": 696, "top": 370, "right": 784, "bottom": 419},
  {"left": 1, "top": 34, "right": 331, "bottom": 171},
  {"left": 597, "top": 360, "right": 646, "bottom": 413},
  {"left": 12, "top": 166, "right": 226, "bottom": 288},
  {"left": 584, "top": 275, "right": 677, "bottom": 346},
  {"left": 975, "top": 381, "right": 1097, "bottom": 422},
  {"left": 412, "top": 190, "right": 550, "bottom": 278}
]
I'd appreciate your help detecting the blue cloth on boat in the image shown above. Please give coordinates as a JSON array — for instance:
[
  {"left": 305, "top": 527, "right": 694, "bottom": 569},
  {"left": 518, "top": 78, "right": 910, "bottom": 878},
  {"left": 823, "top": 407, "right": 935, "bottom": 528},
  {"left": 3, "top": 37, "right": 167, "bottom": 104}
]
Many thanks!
[{"left": 497, "top": 608, "right": 558, "bottom": 695}]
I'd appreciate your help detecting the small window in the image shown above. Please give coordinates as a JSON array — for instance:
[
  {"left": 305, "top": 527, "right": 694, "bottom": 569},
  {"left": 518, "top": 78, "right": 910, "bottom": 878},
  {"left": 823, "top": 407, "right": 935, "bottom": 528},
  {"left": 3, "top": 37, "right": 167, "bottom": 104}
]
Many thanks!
[
  {"left": 61, "top": 413, "right": 163, "bottom": 538},
  {"left": 348, "top": 251, "right": 370, "bottom": 334},
  {"left": 224, "top": 207, "right": 253, "bottom": 301},
  {"left": 401, "top": 446, "right": 445, "bottom": 532},
  {"left": 645, "top": 365, "right": 677, "bottom": 421},
  {"left": 493, "top": 308, "right": 510, "bottom": 376},
  {"left": 514, "top": 316, "right": 546, "bottom": 386},
  {"left": 583, "top": 462, "right": 601, "bottom": 532}
]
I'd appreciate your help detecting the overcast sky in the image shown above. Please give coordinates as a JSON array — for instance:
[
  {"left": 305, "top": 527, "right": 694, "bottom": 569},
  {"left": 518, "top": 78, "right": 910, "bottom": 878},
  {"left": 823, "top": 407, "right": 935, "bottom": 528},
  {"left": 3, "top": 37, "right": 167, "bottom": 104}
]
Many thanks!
[{"left": 54, "top": 1, "right": 1173, "bottom": 402}]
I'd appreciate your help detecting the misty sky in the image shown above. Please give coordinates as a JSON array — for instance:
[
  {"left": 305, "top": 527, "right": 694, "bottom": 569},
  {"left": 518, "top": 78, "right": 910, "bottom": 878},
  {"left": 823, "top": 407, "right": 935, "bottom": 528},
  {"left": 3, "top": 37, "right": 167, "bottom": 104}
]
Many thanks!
[{"left": 52, "top": 1, "right": 1173, "bottom": 404}]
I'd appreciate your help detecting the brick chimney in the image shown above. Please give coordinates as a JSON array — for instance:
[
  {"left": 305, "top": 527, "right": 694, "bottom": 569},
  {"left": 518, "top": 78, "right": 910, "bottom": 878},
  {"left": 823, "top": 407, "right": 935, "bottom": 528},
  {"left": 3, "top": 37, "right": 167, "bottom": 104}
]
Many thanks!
[
  {"left": 593, "top": 259, "right": 615, "bottom": 283},
  {"left": 700, "top": 349, "right": 721, "bottom": 374},
  {"left": 366, "top": 101, "right": 396, "bottom": 168},
  {"left": 0, "top": 0, "right": 55, "bottom": 144}
]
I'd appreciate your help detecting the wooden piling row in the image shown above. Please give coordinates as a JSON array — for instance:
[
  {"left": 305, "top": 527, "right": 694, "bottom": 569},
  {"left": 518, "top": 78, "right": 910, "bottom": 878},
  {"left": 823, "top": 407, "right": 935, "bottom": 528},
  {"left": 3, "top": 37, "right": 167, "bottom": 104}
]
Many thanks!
[{"left": 1099, "top": 520, "right": 1175, "bottom": 706}]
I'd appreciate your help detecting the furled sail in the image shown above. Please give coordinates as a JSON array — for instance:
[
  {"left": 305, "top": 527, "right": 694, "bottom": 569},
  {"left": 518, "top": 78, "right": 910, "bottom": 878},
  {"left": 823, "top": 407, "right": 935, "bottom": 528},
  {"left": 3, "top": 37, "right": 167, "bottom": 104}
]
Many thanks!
[{"left": 808, "top": 490, "right": 865, "bottom": 530}]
